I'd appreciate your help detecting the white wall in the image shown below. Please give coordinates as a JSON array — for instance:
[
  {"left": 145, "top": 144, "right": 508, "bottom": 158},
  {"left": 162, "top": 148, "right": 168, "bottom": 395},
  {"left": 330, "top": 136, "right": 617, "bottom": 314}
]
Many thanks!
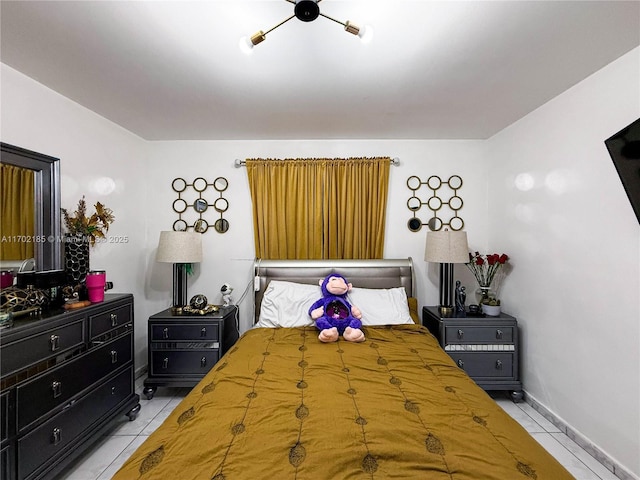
[
  {"left": 1, "top": 65, "right": 150, "bottom": 370},
  {"left": 486, "top": 47, "right": 640, "bottom": 477},
  {"left": 144, "top": 139, "right": 487, "bottom": 333}
]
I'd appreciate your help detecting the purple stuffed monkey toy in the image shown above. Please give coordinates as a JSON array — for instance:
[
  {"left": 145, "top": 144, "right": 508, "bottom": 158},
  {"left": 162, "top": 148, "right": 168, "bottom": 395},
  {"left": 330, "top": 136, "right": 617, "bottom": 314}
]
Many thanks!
[{"left": 308, "top": 274, "right": 365, "bottom": 343}]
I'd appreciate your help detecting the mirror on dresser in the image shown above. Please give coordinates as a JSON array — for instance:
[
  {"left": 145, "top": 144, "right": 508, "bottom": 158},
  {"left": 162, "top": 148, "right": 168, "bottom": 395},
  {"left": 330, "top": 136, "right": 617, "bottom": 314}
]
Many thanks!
[{"left": 0, "top": 143, "right": 62, "bottom": 272}]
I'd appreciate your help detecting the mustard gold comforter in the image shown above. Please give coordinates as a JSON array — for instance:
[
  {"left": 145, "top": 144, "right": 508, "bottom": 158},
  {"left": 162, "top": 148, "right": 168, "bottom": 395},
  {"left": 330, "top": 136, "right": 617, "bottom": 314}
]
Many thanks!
[{"left": 114, "top": 325, "right": 573, "bottom": 479}]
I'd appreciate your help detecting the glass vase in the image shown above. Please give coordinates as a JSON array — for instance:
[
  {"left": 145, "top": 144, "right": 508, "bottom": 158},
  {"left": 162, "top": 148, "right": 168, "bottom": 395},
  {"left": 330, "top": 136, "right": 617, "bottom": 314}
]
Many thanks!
[{"left": 475, "top": 285, "right": 494, "bottom": 305}]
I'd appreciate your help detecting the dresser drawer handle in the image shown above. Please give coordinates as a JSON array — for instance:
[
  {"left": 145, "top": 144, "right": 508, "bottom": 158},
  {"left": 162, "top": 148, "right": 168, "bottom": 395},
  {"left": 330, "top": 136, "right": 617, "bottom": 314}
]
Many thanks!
[
  {"left": 201, "top": 327, "right": 207, "bottom": 337},
  {"left": 111, "top": 313, "right": 118, "bottom": 327},
  {"left": 457, "top": 359, "right": 464, "bottom": 368},
  {"left": 52, "top": 381, "right": 62, "bottom": 398},
  {"left": 163, "top": 327, "right": 169, "bottom": 339},
  {"left": 51, "top": 427, "right": 62, "bottom": 445},
  {"left": 496, "top": 360, "right": 503, "bottom": 370},
  {"left": 201, "top": 356, "right": 207, "bottom": 367},
  {"left": 111, "top": 350, "right": 118, "bottom": 364},
  {"left": 496, "top": 329, "right": 503, "bottom": 340},
  {"left": 50, "top": 334, "right": 60, "bottom": 351},
  {"left": 457, "top": 329, "right": 464, "bottom": 339},
  {"left": 162, "top": 357, "right": 169, "bottom": 369}
]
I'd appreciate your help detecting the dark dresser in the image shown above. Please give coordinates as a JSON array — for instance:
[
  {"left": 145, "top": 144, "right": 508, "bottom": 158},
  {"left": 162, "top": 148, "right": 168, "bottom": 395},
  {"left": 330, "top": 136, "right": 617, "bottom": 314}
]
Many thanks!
[
  {"left": 0, "top": 294, "right": 141, "bottom": 480},
  {"left": 143, "top": 306, "right": 239, "bottom": 400},
  {"left": 422, "top": 305, "right": 523, "bottom": 402}
]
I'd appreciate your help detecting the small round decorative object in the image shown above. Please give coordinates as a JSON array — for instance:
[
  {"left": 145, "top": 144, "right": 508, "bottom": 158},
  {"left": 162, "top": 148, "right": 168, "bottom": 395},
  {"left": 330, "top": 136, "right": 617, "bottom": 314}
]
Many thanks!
[{"left": 190, "top": 294, "right": 208, "bottom": 310}]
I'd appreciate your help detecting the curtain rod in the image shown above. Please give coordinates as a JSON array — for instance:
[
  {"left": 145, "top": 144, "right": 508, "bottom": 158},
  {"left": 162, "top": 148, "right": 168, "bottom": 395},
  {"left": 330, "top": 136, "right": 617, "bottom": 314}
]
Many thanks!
[{"left": 234, "top": 157, "right": 400, "bottom": 168}]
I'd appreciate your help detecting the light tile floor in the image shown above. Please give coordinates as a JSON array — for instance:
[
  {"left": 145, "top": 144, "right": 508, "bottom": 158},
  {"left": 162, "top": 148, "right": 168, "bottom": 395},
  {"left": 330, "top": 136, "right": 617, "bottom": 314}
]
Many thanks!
[{"left": 57, "top": 379, "right": 621, "bottom": 480}]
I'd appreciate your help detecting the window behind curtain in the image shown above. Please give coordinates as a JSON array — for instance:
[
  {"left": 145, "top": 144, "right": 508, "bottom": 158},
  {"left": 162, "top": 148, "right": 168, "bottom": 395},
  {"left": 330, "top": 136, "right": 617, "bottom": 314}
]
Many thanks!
[{"left": 246, "top": 157, "right": 390, "bottom": 260}]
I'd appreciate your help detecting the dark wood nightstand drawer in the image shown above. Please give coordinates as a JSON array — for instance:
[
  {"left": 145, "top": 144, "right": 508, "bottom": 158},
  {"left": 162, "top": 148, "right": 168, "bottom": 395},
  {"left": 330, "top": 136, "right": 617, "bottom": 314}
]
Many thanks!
[
  {"left": 150, "top": 350, "right": 220, "bottom": 376},
  {"left": 151, "top": 322, "right": 220, "bottom": 341},
  {"left": 449, "top": 352, "right": 514, "bottom": 378},
  {"left": 16, "top": 333, "right": 132, "bottom": 430},
  {"left": 0, "top": 319, "right": 84, "bottom": 378},
  {"left": 89, "top": 304, "right": 132, "bottom": 340},
  {"left": 444, "top": 325, "right": 514, "bottom": 344}
]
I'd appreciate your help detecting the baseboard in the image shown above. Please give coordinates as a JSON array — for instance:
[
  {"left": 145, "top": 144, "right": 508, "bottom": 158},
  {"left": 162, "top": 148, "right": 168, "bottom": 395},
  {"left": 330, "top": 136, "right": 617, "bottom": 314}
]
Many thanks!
[
  {"left": 524, "top": 391, "right": 638, "bottom": 480},
  {"left": 134, "top": 365, "right": 148, "bottom": 380}
]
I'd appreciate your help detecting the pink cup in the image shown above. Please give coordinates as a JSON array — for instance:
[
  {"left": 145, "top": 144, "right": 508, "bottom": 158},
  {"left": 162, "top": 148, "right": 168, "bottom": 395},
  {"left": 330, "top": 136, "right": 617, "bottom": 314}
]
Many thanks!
[{"left": 86, "top": 270, "right": 106, "bottom": 302}]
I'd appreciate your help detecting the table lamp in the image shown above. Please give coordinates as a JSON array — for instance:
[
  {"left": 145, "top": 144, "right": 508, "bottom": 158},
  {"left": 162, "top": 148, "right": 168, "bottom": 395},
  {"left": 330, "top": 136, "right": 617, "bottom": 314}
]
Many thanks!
[
  {"left": 424, "top": 229, "right": 469, "bottom": 315},
  {"left": 156, "top": 231, "right": 202, "bottom": 314}
]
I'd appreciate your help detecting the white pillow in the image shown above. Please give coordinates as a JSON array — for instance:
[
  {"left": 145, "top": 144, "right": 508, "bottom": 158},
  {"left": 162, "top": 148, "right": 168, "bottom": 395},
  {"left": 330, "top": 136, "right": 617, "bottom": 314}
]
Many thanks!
[
  {"left": 255, "top": 280, "right": 319, "bottom": 328},
  {"left": 254, "top": 279, "right": 414, "bottom": 328},
  {"left": 348, "top": 286, "right": 414, "bottom": 326}
]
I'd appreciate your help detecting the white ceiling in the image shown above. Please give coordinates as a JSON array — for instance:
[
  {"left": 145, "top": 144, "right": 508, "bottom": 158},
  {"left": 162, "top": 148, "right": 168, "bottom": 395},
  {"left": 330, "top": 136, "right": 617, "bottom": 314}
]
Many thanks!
[{"left": 1, "top": 1, "right": 639, "bottom": 141}]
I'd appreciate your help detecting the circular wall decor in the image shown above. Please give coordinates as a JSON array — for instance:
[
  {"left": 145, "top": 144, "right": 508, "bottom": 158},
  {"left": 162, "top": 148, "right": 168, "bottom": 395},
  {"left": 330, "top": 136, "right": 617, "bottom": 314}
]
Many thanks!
[
  {"left": 171, "top": 176, "right": 230, "bottom": 233},
  {"left": 406, "top": 174, "right": 465, "bottom": 231}
]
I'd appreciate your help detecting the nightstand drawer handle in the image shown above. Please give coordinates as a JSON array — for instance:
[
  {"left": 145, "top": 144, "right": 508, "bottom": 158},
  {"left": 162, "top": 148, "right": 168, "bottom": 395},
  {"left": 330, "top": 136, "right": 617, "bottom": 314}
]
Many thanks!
[
  {"left": 50, "top": 334, "right": 60, "bottom": 351},
  {"left": 496, "top": 329, "right": 503, "bottom": 340},
  {"left": 162, "top": 357, "right": 169, "bottom": 369},
  {"left": 201, "top": 356, "right": 207, "bottom": 367},
  {"left": 457, "top": 359, "right": 464, "bottom": 368},
  {"left": 111, "top": 350, "right": 118, "bottom": 364},
  {"left": 163, "top": 327, "right": 169, "bottom": 339},
  {"left": 52, "top": 381, "right": 62, "bottom": 398},
  {"left": 111, "top": 313, "right": 118, "bottom": 327},
  {"left": 201, "top": 327, "right": 207, "bottom": 337},
  {"left": 457, "top": 329, "right": 464, "bottom": 339},
  {"left": 51, "top": 427, "right": 61, "bottom": 445},
  {"left": 496, "top": 360, "right": 503, "bottom": 370}
]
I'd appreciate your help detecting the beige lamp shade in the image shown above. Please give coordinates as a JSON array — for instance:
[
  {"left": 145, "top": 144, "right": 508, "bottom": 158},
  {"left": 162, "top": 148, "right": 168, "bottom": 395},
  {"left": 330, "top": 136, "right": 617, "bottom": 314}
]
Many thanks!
[
  {"left": 156, "top": 231, "right": 203, "bottom": 264},
  {"left": 424, "top": 230, "right": 469, "bottom": 264}
]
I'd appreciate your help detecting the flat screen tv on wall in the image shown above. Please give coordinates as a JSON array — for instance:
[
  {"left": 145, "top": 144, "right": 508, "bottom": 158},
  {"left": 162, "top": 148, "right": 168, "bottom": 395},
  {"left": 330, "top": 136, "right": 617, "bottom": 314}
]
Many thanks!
[{"left": 605, "top": 117, "right": 640, "bottom": 224}]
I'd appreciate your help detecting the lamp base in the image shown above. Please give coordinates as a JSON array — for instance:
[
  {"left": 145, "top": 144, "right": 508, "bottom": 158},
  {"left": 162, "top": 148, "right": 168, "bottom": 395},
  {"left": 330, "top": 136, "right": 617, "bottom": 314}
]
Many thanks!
[
  {"left": 170, "top": 306, "right": 184, "bottom": 315},
  {"left": 438, "top": 306, "right": 454, "bottom": 317}
]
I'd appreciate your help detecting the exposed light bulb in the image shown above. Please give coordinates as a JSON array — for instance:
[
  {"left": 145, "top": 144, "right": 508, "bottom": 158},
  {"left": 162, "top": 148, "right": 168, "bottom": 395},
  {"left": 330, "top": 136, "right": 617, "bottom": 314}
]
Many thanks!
[
  {"left": 239, "top": 36, "right": 254, "bottom": 55},
  {"left": 358, "top": 24, "right": 374, "bottom": 44}
]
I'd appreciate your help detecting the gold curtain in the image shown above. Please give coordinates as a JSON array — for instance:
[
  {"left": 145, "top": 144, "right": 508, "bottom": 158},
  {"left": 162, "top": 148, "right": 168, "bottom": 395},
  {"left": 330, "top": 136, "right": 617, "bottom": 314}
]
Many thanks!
[
  {"left": 246, "top": 157, "right": 390, "bottom": 260},
  {"left": 324, "top": 158, "right": 389, "bottom": 259},
  {"left": 0, "top": 164, "right": 35, "bottom": 260},
  {"left": 246, "top": 159, "right": 324, "bottom": 259}
]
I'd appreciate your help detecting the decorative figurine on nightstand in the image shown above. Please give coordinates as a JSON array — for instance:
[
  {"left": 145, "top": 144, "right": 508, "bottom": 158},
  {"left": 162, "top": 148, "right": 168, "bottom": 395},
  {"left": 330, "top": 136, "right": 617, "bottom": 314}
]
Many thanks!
[
  {"left": 221, "top": 283, "right": 233, "bottom": 306},
  {"left": 455, "top": 280, "right": 466, "bottom": 316}
]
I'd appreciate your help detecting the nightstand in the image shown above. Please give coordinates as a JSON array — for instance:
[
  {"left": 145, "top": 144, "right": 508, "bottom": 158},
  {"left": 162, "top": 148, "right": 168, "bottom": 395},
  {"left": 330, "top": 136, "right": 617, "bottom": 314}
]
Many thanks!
[
  {"left": 143, "top": 306, "right": 239, "bottom": 399},
  {"left": 422, "top": 306, "right": 523, "bottom": 402}
]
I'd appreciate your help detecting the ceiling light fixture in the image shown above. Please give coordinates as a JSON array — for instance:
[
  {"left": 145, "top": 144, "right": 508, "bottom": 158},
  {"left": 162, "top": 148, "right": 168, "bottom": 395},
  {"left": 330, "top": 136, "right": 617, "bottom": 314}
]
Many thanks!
[{"left": 239, "top": 0, "right": 372, "bottom": 53}]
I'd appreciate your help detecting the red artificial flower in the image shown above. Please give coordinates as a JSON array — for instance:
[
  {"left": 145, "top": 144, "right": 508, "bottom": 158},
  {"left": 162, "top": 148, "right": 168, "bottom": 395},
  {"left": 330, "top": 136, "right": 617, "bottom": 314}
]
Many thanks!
[{"left": 466, "top": 251, "right": 510, "bottom": 288}]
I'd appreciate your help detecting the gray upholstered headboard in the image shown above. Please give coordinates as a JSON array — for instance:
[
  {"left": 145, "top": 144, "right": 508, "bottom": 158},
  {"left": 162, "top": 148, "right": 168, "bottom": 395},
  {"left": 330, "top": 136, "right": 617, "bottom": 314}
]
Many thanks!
[{"left": 253, "top": 258, "right": 415, "bottom": 324}]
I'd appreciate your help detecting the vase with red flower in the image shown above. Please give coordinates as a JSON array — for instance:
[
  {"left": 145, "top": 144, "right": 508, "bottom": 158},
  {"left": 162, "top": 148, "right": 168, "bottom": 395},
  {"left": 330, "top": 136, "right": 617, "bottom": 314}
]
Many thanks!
[{"left": 466, "top": 252, "right": 509, "bottom": 306}]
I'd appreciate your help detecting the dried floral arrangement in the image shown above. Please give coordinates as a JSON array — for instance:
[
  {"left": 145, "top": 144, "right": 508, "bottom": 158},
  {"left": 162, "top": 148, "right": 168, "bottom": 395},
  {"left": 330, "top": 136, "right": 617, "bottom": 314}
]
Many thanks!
[{"left": 61, "top": 196, "right": 115, "bottom": 245}]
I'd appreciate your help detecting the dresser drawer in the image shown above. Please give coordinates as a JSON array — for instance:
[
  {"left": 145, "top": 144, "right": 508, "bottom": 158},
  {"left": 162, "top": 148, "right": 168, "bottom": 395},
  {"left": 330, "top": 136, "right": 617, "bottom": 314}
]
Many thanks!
[
  {"left": 16, "top": 333, "right": 132, "bottom": 430},
  {"left": 444, "top": 325, "right": 514, "bottom": 344},
  {"left": 449, "top": 352, "right": 514, "bottom": 378},
  {"left": 150, "top": 350, "right": 220, "bottom": 376},
  {"left": 17, "top": 367, "right": 132, "bottom": 480},
  {"left": 1, "top": 390, "right": 9, "bottom": 442},
  {"left": 1, "top": 443, "right": 12, "bottom": 480},
  {"left": 150, "top": 322, "right": 220, "bottom": 341},
  {"left": 0, "top": 319, "right": 84, "bottom": 378},
  {"left": 89, "top": 304, "right": 132, "bottom": 340}
]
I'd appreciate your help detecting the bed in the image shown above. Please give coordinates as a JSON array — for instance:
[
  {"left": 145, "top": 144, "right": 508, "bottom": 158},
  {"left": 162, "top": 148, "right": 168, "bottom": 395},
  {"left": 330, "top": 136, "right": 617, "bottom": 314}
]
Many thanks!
[{"left": 113, "top": 258, "right": 573, "bottom": 479}]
